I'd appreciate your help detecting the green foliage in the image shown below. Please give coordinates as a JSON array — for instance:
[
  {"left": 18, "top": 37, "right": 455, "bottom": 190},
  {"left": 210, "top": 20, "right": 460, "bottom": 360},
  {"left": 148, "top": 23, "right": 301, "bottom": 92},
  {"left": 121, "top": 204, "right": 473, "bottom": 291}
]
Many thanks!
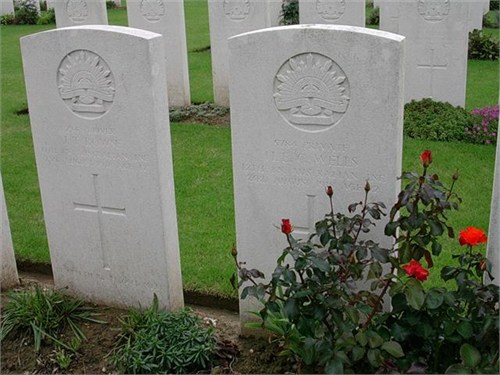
[
  {"left": 0, "top": 13, "right": 16, "bottom": 24},
  {"left": 483, "top": 11, "right": 499, "bottom": 28},
  {"left": 37, "top": 8, "right": 55, "bottom": 25},
  {"left": 111, "top": 296, "right": 217, "bottom": 374},
  {"left": 0, "top": 285, "right": 104, "bottom": 352},
  {"left": 469, "top": 30, "right": 499, "bottom": 60},
  {"left": 491, "top": 0, "right": 499, "bottom": 11},
  {"left": 404, "top": 99, "right": 475, "bottom": 142},
  {"left": 236, "top": 154, "right": 499, "bottom": 373},
  {"left": 14, "top": 0, "right": 40, "bottom": 24},
  {"left": 280, "top": 0, "right": 299, "bottom": 25},
  {"left": 106, "top": 0, "right": 116, "bottom": 9},
  {"left": 366, "top": 5, "right": 379, "bottom": 25},
  {"left": 169, "top": 102, "right": 229, "bottom": 122}
]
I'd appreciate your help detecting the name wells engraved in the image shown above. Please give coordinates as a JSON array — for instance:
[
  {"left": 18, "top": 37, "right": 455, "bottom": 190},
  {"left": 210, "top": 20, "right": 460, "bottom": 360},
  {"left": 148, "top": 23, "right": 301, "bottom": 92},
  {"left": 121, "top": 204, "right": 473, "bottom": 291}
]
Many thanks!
[
  {"left": 66, "top": 0, "right": 89, "bottom": 23},
  {"left": 273, "top": 53, "right": 350, "bottom": 132},
  {"left": 316, "top": 0, "right": 346, "bottom": 21},
  {"left": 58, "top": 50, "right": 115, "bottom": 119},
  {"left": 417, "top": 0, "right": 450, "bottom": 22},
  {"left": 223, "top": 0, "right": 251, "bottom": 20},
  {"left": 140, "top": 0, "right": 166, "bottom": 22}
]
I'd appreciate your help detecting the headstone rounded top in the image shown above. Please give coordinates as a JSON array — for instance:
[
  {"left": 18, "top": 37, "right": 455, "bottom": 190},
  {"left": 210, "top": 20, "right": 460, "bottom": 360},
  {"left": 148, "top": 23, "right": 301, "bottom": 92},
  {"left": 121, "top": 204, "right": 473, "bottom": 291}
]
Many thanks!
[
  {"left": 316, "top": 0, "right": 346, "bottom": 21},
  {"left": 57, "top": 50, "right": 115, "bottom": 119},
  {"left": 223, "top": 0, "right": 251, "bottom": 21},
  {"left": 273, "top": 53, "right": 350, "bottom": 133},
  {"left": 417, "top": 0, "right": 450, "bottom": 22},
  {"left": 66, "top": 0, "right": 89, "bottom": 23},
  {"left": 140, "top": 0, "right": 166, "bottom": 22}
]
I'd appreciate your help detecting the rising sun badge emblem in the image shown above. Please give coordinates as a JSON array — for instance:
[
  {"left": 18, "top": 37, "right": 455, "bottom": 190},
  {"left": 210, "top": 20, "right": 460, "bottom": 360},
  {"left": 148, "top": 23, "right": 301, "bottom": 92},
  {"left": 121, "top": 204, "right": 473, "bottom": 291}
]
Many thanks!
[
  {"left": 58, "top": 50, "right": 115, "bottom": 119},
  {"left": 273, "top": 53, "right": 350, "bottom": 132}
]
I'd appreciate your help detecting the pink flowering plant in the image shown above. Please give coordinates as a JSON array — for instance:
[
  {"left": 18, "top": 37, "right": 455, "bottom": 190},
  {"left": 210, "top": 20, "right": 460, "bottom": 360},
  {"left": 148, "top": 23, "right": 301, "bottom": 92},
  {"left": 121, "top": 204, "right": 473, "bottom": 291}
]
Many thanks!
[
  {"left": 233, "top": 151, "right": 499, "bottom": 374},
  {"left": 466, "top": 105, "right": 499, "bottom": 144}
]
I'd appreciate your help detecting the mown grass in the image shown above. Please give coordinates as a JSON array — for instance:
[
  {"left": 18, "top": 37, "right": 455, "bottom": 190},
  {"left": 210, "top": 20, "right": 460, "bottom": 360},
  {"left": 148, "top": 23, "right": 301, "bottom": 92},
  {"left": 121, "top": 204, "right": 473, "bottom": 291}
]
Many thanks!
[{"left": 0, "top": 3, "right": 498, "bottom": 297}]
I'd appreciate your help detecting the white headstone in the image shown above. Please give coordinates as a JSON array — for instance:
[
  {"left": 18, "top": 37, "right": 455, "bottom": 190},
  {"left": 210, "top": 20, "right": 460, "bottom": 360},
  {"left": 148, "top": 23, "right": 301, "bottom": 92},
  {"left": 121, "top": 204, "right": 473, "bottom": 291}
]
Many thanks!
[
  {"left": 127, "top": 0, "right": 191, "bottom": 107},
  {"left": 1, "top": 172, "right": 20, "bottom": 290},
  {"left": 54, "top": 0, "right": 108, "bottom": 28},
  {"left": 487, "top": 140, "right": 500, "bottom": 286},
  {"left": 300, "top": 0, "right": 366, "bottom": 26},
  {"left": 21, "top": 25, "right": 184, "bottom": 310},
  {"left": 376, "top": 0, "right": 471, "bottom": 107},
  {"left": 468, "top": 0, "right": 489, "bottom": 31},
  {"left": 268, "top": 0, "right": 283, "bottom": 26},
  {"left": 208, "top": 0, "right": 270, "bottom": 106},
  {"left": 47, "top": 0, "right": 56, "bottom": 9},
  {"left": 229, "top": 25, "right": 405, "bottom": 329},
  {"left": 1, "top": 0, "right": 14, "bottom": 15}
]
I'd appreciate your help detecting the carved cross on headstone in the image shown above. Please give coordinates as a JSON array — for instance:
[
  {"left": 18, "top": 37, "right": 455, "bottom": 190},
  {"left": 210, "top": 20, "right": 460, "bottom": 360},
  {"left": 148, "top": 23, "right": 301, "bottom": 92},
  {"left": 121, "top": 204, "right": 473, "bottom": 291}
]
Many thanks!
[
  {"left": 417, "top": 48, "right": 448, "bottom": 98},
  {"left": 73, "top": 174, "right": 126, "bottom": 270},
  {"left": 293, "top": 194, "right": 317, "bottom": 240}
]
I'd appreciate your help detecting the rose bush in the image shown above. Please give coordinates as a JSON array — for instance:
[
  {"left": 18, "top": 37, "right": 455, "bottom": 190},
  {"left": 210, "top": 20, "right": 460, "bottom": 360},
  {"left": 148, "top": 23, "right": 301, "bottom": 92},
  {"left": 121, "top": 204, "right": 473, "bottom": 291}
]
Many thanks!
[{"left": 234, "top": 150, "right": 499, "bottom": 374}]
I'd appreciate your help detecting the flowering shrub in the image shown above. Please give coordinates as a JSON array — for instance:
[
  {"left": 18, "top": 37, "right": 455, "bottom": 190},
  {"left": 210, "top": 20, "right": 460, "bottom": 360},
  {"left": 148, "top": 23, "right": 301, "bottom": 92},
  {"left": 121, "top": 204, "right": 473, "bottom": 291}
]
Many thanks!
[
  {"left": 466, "top": 105, "right": 499, "bottom": 145},
  {"left": 234, "top": 150, "right": 499, "bottom": 373}
]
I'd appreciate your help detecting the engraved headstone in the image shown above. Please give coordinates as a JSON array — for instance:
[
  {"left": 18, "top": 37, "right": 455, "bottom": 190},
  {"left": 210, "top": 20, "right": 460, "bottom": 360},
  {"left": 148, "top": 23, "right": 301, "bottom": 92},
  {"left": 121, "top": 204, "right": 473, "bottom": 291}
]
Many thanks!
[
  {"left": 487, "top": 139, "right": 499, "bottom": 286},
  {"left": 229, "top": 25, "right": 405, "bottom": 330},
  {"left": 54, "top": 0, "right": 108, "bottom": 28},
  {"left": 21, "top": 25, "right": 184, "bottom": 310},
  {"left": 1, "top": 172, "right": 19, "bottom": 290},
  {"left": 1, "top": 0, "right": 14, "bottom": 15},
  {"left": 376, "top": 0, "right": 472, "bottom": 107},
  {"left": 127, "top": 0, "right": 191, "bottom": 106},
  {"left": 208, "top": 0, "right": 270, "bottom": 106},
  {"left": 300, "top": 0, "right": 366, "bottom": 26}
]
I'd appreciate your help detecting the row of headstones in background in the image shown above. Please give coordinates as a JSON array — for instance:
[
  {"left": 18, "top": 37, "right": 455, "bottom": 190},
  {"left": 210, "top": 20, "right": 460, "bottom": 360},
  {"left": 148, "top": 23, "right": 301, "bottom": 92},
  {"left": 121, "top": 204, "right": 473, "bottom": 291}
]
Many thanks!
[
  {"left": 54, "top": 0, "right": 191, "bottom": 106},
  {"left": 375, "top": 0, "right": 489, "bottom": 107},
  {"left": 1, "top": 172, "right": 20, "bottom": 290},
  {"left": 229, "top": 24, "right": 405, "bottom": 329},
  {"left": 21, "top": 25, "right": 184, "bottom": 310},
  {"left": 299, "top": 0, "right": 366, "bottom": 26}
]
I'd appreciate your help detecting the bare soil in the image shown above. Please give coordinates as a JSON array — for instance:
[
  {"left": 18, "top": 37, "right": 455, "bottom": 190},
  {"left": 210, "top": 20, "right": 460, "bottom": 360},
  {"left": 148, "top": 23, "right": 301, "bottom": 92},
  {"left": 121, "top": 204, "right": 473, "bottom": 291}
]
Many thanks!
[{"left": 1, "top": 272, "right": 293, "bottom": 374}]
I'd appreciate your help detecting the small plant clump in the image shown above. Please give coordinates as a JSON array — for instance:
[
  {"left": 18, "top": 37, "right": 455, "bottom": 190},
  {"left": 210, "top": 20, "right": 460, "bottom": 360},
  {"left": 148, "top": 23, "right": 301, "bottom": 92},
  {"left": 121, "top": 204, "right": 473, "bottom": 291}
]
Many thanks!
[
  {"left": 466, "top": 105, "right": 499, "bottom": 144},
  {"left": 0, "top": 285, "right": 104, "bottom": 352},
  {"left": 404, "top": 98, "right": 475, "bottom": 142},
  {"left": 111, "top": 295, "right": 217, "bottom": 374},
  {"left": 14, "top": 0, "right": 39, "bottom": 24},
  {"left": 468, "top": 30, "right": 499, "bottom": 61},
  {"left": 279, "top": 0, "right": 299, "bottom": 25},
  {"left": 169, "top": 102, "right": 229, "bottom": 123}
]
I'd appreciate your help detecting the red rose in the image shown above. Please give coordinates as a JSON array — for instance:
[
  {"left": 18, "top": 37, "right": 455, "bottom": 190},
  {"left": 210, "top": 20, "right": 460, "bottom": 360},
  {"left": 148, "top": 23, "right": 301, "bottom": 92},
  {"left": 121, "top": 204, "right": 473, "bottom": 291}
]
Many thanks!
[
  {"left": 459, "top": 227, "right": 487, "bottom": 246},
  {"left": 420, "top": 150, "right": 432, "bottom": 167},
  {"left": 326, "top": 186, "right": 334, "bottom": 197},
  {"left": 281, "top": 219, "right": 292, "bottom": 235},
  {"left": 402, "top": 260, "right": 429, "bottom": 282}
]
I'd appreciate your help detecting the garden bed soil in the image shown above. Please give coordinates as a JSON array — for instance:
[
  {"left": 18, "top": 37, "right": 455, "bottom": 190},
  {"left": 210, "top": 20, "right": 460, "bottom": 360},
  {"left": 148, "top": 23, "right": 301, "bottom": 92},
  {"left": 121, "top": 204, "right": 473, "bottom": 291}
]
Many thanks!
[{"left": 1, "top": 272, "right": 293, "bottom": 374}]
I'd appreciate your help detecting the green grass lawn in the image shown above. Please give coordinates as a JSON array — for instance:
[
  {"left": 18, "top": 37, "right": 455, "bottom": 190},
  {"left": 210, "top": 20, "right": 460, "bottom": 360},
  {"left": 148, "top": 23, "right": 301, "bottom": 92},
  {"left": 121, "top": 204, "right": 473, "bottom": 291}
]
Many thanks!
[{"left": 1, "top": 3, "right": 499, "bottom": 297}]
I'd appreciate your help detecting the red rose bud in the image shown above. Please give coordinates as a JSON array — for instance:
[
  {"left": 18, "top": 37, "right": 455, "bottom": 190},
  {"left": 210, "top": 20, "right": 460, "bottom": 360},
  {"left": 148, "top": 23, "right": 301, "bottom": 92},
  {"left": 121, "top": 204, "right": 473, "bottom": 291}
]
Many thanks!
[
  {"left": 420, "top": 150, "right": 432, "bottom": 167},
  {"left": 479, "top": 260, "right": 487, "bottom": 271},
  {"left": 326, "top": 185, "right": 334, "bottom": 197},
  {"left": 402, "top": 260, "right": 429, "bottom": 282},
  {"left": 281, "top": 219, "right": 292, "bottom": 235},
  {"left": 364, "top": 180, "right": 371, "bottom": 192},
  {"left": 459, "top": 227, "right": 487, "bottom": 246},
  {"left": 231, "top": 245, "right": 238, "bottom": 257}
]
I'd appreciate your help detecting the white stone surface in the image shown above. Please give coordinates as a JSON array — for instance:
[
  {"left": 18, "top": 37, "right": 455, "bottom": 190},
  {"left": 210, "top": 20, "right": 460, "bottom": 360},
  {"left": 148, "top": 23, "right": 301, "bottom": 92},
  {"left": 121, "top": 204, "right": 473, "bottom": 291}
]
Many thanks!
[
  {"left": 127, "top": 0, "right": 191, "bottom": 107},
  {"left": 1, "top": 172, "right": 19, "bottom": 290},
  {"left": 467, "top": 0, "right": 489, "bottom": 31},
  {"left": 21, "top": 25, "right": 184, "bottom": 310},
  {"left": 377, "top": 0, "right": 471, "bottom": 107},
  {"left": 487, "top": 139, "right": 499, "bottom": 286},
  {"left": 47, "top": 0, "right": 57, "bottom": 9},
  {"left": 267, "top": 0, "right": 282, "bottom": 26},
  {"left": 54, "top": 0, "right": 108, "bottom": 28},
  {"left": 229, "top": 25, "right": 405, "bottom": 328},
  {"left": 1, "top": 0, "right": 14, "bottom": 15},
  {"left": 300, "top": 0, "right": 366, "bottom": 26},
  {"left": 208, "top": 0, "right": 270, "bottom": 106}
]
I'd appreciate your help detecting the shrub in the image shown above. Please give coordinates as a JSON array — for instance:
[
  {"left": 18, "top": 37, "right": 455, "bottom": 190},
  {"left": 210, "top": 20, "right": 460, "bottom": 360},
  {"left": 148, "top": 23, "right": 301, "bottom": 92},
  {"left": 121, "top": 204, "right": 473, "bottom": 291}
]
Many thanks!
[
  {"left": 14, "top": 0, "right": 39, "bottom": 24},
  {"left": 366, "top": 5, "right": 379, "bottom": 25},
  {"left": 404, "top": 98, "right": 475, "bottom": 142},
  {"left": 466, "top": 105, "right": 499, "bottom": 144},
  {"left": 483, "top": 11, "right": 499, "bottom": 28},
  {"left": 111, "top": 296, "right": 217, "bottom": 374},
  {"left": 0, "top": 285, "right": 103, "bottom": 352},
  {"left": 37, "top": 7, "right": 55, "bottom": 24},
  {"left": 280, "top": 0, "right": 299, "bottom": 25},
  {"left": 468, "top": 30, "right": 499, "bottom": 60},
  {"left": 491, "top": 0, "right": 499, "bottom": 11},
  {"left": 39, "top": 0, "right": 47, "bottom": 11},
  {"left": 106, "top": 0, "right": 116, "bottom": 9},
  {"left": 0, "top": 14, "right": 16, "bottom": 24},
  {"left": 236, "top": 151, "right": 499, "bottom": 374}
]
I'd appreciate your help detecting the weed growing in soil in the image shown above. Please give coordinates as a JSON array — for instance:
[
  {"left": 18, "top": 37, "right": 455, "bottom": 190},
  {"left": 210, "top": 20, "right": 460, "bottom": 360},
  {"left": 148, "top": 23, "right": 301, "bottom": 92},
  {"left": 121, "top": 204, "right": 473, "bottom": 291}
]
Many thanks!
[
  {"left": 111, "top": 295, "right": 217, "bottom": 374},
  {"left": 0, "top": 285, "right": 104, "bottom": 352}
]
